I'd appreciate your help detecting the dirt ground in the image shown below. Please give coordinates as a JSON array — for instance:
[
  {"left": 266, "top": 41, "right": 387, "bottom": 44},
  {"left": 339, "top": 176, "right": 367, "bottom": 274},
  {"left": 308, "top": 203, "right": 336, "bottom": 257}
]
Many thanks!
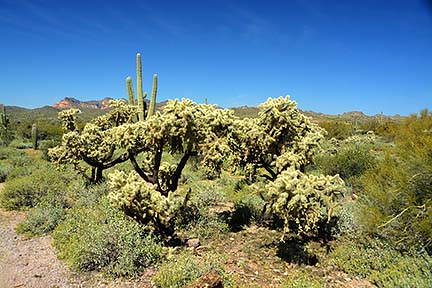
[{"left": 0, "top": 182, "right": 154, "bottom": 288}]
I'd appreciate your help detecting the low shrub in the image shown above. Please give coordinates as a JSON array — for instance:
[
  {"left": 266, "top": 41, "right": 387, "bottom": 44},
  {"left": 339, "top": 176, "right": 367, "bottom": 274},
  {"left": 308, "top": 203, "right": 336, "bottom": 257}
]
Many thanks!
[
  {"left": 0, "top": 161, "right": 13, "bottom": 182},
  {"left": 282, "top": 270, "right": 323, "bottom": 288},
  {"left": 152, "top": 251, "right": 233, "bottom": 288},
  {"left": 315, "top": 146, "right": 376, "bottom": 182},
  {"left": 8, "top": 139, "right": 33, "bottom": 150},
  {"left": 52, "top": 199, "right": 164, "bottom": 277},
  {"left": 0, "top": 162, "right": 83, "bottom": 210},
  {"left": 330, "top": 238, "right": 432, "bottom": 287},
  {"left": 229, "top": 194, "right": 265, "bottom": 230},
  {"left": 16, "top": 201, "right": 65, "bottom": 236}
]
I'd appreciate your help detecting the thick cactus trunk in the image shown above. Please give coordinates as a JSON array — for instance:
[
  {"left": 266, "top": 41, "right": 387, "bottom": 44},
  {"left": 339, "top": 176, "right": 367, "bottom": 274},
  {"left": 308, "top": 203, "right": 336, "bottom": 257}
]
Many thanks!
[{"left": 136, "top": 53, "right": 146, "bottom": 121}]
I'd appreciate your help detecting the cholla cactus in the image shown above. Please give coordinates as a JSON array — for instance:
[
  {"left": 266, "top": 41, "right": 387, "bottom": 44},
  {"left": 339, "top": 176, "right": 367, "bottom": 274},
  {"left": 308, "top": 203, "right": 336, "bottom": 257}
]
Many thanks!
[
  {"left": 111, "top": 98, "right": 235, "bottom": 195},
  {"left": 227, "top": 95, "right": 325, "bottom": 181},
  {"left": 265, "top": 167, "right": 346, "bottom": 236},
  {"left": 32, "top": 123, "right": 38, "bottom": 150},
  {"left": 58, "top": 109, "right": 80, "bottom": 132},
  {"left": 108, "top": 170, "right": 176, "bottom": 230},
  {"left": 49, "top": 100, "right": 135, "bottom": 183}
]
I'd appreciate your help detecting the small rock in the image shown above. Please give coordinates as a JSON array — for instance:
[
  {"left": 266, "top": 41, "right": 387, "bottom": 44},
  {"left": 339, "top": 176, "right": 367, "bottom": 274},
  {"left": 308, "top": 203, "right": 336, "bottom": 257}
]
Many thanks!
[
  {"left": 196, "top": 245, "right": 209, "bottom": 251},
  {"left": 187, "top": 272, "right": 223, "bottom": 288},
  {"left": 186, "top": 238, "right": 200, "bottom": 248}
]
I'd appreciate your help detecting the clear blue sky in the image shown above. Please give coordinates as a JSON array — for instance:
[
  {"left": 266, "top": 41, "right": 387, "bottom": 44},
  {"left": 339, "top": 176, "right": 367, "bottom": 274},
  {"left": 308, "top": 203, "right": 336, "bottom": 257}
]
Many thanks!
[{"left": 0, "top": 0, "right": 431, "bottom": 115}]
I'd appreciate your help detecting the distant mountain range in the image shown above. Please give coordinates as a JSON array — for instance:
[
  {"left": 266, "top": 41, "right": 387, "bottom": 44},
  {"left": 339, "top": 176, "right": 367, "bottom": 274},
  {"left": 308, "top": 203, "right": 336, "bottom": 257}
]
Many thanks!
[
  {"left": 53, "top": 97, "right": 113, "bottom": 110},
  {"left": 0, "top": 97, "right": 404, "bottom": 125}
]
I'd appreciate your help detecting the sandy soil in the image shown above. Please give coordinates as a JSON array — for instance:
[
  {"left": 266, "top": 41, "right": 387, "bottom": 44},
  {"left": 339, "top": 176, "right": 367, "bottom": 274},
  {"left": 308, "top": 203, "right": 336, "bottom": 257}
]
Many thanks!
[{"left": 0, "top": 182, "right": 153, "bottom": 288}]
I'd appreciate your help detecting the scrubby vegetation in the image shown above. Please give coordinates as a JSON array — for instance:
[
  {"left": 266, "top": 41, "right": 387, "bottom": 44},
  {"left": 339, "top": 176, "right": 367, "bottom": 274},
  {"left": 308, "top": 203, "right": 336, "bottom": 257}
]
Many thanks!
[{"left": 0, "top": 55, "right": 430, "bottom": 287}]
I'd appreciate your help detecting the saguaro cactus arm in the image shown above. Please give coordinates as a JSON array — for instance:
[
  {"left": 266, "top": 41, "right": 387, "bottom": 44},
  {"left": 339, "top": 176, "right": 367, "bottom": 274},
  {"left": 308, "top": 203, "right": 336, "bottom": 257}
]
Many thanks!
[
  {"left": 126, "top": 76, "right": 135, "bottom": 105},
  {"left": 147, "top": 74, "right": 158, "bottom": 119}
]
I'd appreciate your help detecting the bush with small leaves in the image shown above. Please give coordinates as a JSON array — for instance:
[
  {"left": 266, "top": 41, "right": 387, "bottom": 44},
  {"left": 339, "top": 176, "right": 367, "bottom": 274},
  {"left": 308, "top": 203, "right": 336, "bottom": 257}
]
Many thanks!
[
  {"left": 152, "top": 251, "right": 233, "bottom": 288},
  {"left": 0, "top": 162, "right": 83, "bottom": 210},
  {"left": 330, "top": 238, "right": 432, "bottom": 287},
  {"left": 52, "top": 199, "right": 164, "bottom": 277}
]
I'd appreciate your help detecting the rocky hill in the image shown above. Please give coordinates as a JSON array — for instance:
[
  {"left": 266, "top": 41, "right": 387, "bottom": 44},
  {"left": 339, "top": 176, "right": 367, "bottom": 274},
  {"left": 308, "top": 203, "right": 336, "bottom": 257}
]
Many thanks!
[{"left": 53, "top": 97, "right": 113, "bottom": 110}]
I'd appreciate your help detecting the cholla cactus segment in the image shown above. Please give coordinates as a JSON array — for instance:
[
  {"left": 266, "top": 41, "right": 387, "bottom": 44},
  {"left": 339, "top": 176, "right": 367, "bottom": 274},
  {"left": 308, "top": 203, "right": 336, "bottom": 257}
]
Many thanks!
[
  {"left": 58, "top": 109, "right": 81, "bottom": 132},
  {"left": 108, "top": 170, "right": 176, "bottom": 226},
  {"left": 265, "top": 167, "right": 346, "bottom": 236},
  {"left": 147, "top": 74, "right": 158, "bottom": 119},
  {"left": 126, "top": 76, "right": 135, "bottom": 105}
]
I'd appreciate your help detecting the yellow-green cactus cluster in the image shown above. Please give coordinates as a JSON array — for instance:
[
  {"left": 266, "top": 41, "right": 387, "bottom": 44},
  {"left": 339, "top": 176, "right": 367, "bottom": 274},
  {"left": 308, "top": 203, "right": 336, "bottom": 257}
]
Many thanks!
[
  {"left": 265, "top": 167, "right": 346, "bottom": 236},
  {"left": 109, "top": 98, "right": 235, "bottom": 192},
  {"left": 49, "top": 100, "right": 137, "bottom": 183},
  {"left": 108, "top": 170, "right": 176, "bottom": 226},
  {"left": 227, "top": 95, "right": 325, "bottom": 180},
  {"left": 58, "top": 108, "right": 80, "bottom": 132}
]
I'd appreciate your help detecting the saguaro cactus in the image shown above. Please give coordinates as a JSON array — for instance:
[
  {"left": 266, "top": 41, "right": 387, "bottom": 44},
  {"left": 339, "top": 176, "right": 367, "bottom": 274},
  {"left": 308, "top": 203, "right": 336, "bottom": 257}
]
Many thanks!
[
  {"left": 0, "top": 105, "right": 7, "bottom": 128},
  {"left": 126, "top": 76, "right": 135, "bottom": 105},
  {"left": 32, "top": 123, "right": 38, "bottom": 150},
  {"left": 0, "top": 104, "right": 10, "bottom": 146},
  {"left": 147, "top": 74, "right": 158, "bottom": 119}
]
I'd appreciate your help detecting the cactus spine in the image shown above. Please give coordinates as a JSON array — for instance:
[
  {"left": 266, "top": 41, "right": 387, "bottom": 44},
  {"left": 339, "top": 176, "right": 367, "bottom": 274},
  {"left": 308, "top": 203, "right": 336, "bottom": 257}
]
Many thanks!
[
  {"left": 126, "top": 76, "right": 135, "bottom": 105},
  {"left": 32, "top": 123, "right": 38, "bottom": 150},
  {"left": 136, "top": 53, "right": 146, "bottom": 121},
  {"left": 147, "top": 74, "right": 158, "bottom": 119}
]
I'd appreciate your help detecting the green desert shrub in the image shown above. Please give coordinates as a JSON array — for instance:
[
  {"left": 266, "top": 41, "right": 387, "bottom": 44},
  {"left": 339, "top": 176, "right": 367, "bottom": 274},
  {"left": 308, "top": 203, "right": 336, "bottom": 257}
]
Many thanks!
[
  {"left": 175, "top": 185, "right": 230, "bottom": 239},
  {"left": 16, "top": 201, "right": 65, "bottom": 236},
  {"left": 152, "top": 252, "right": 233, "bottom": 288},
  {"left": 282, "top": 270, "right": 323, "bottom": 288},
  {"left": 330, "top": 238, "right": 432, "bottom": 287},
  {"left": 356, "top": 110, "right": 432, "bottom": 253},
  {"left": 0, "top": 146, "right": 32, "bottom": 168},
  {"left": 0, "top": 161, "right": 13, "bottom": 182},
  {"left": 52, "top": 199, "right": 163, "bottom": 277},
  {"left": 315, "top": 146, "right": 376, "bottom": 182},
  {"left": 8, "top": 139, "right": 33, "bottom": 150},
  {"left": 229, "top": 194, "right": 266, "bottom": 229},
  {"left": 0, "top": 162, "right": 83, "bottom": 210},
  {"left": 320, "top": 120, "right": 353, "bottom": 140}
]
